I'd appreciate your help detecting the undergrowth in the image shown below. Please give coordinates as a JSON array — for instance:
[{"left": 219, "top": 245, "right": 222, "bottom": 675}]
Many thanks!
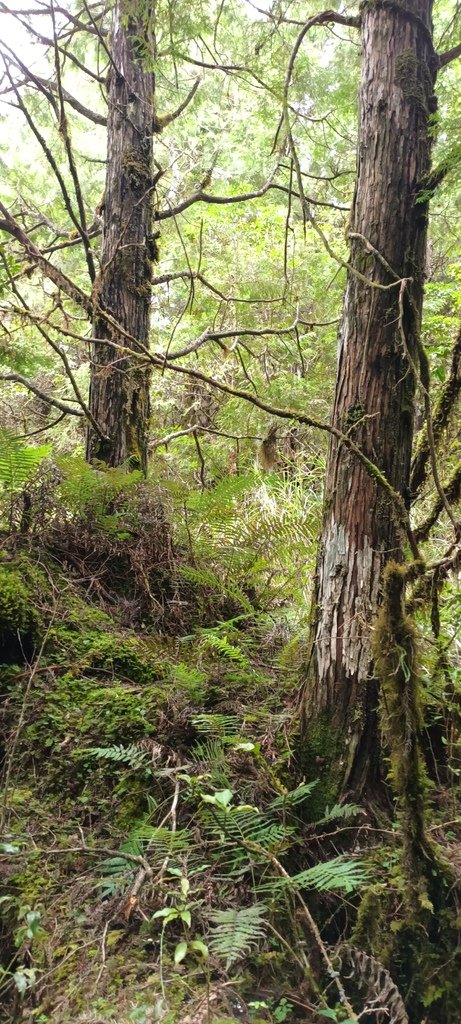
[{"left": 0, "top": 458, "right": 460, "bottom": 1024}]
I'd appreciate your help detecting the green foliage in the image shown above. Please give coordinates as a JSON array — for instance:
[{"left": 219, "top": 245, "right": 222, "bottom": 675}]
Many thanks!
[
  {"left": 0, "top": 565, "right": 38, "bottom": 639},
  {"left": 1, "top": 1, "right": 461, "bottom": 1021},
  {"left": 0, "top": 429, "right": 50, "bottom": 493},
  {"left": 258, "top": 856, "right": 368, "bottom": 896},
  {"left": 84, "top": 744, "right": 150, "bottom": 769},
  {"left": 208, "top": 904, "right": 268, "bottom": 968},
  {"left": 57, "top": 456, "right": 143, "bottom": 528}
]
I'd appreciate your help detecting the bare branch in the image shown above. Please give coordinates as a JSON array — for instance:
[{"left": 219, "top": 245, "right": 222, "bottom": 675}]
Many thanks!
[
  {"left": 0, "top": 251, "right": 105, "bottom": 437},
  {"left": 152, "top": 269, "right": 284, "bottom": 304},
  {"left": 415, "top": 463, "right": 461, "bottom": 542},
  {"left": 156, "top": 77, "right": 201, "bottom": 130},
  {"left": 0, "top": 5, "right": 106, "bottom": 83},
  {"left": 411, "top": 323, "right": 461, "bottom": 495},
  {"left": 247, "top": 3, "right": 360, "bottom": 29},
  {"left": 1, "top": 61, "right": 96, "bottom": 282},
  {"left": 152, "top": 424, "right": 263, "bottom": 448},
  {"left": 271, "top": 182, "right": 349, "bottom": 210},
  {"left": 0, "top": 204, "right": 93, "bottom": 313},
  {"left": 437, "top": 41, "right": 461, "bottom": 68},
  {"left": 156, "top": 165, "right": 279, "bottom": 221},
  {"left": 29, "top": 73, "right": 106, "bottom": 125},
  {"left": 0, "top": 373, "right": 84, "bottom": 416},
  {"left": 49, "top": 0, "right": 96, "bottom": 281}
]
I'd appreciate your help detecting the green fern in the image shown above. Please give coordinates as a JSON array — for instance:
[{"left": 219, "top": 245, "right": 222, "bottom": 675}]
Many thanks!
[
  {"left": 258, "top": 856, "right": 368, "bottom": 896},
  {"left": 126, "top": 824, "right": 191, "bottom": 857},
  {"left": 208, "top": 903, "right": 267, "bottom": 967},
  {"left": 0, "top": 429, "right": 50, "bottom": 491},
  {"left": 316, "top": 802, "right": 361, "bottom": 825},
  {"left": 192, "top": 713, "right": 242, "bottom": 737},
  {"left": 83, "top": 744, "right": 149, "bottom": 769},
  {"left": 198, "top": 628, "right": 250, "bottom": 666},
  {"left": 269, "top": 781, "right": 318, "bottom": 810}
]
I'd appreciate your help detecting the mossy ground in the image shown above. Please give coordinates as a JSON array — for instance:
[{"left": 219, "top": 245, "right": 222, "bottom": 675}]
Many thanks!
[
  {"left": 0, "top": 543, "right": 300, "bottom": 1024},
  {"left": 1, "top": 476, "right": 461, "bottom": 1024}
]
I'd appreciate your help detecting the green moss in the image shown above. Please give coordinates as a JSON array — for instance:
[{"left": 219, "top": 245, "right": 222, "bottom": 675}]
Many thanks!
[
  {"left": 123, "top": 146, "right": 151, "bottom": 190},
  {"left": 394, "top": 49, "right": 432, "bottom": 115},
  {"left": 352, "top": 884, "right": 389, "bottom": 956},
  {"left": 343, "top": 402, "right": 366, "bottom": 433},
  {"left": 298, "top": 712, "right": 344, "bottom": 812},
  {"left": 0, "top": 565, "right": 38, "bottom": 638},
  {"left": 373, "top": 561, "right": 429, "bottom": 898}
]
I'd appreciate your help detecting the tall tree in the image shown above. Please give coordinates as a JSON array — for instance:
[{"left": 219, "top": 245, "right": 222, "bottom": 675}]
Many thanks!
[
  {"left": 86, "top": 0, "right": 154, "bottom": 472},
  {"left": 303, "top": 0, "right": 438, "bottom": 798}
]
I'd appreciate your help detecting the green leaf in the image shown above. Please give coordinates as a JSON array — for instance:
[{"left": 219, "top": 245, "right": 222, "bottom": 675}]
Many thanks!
[
  {"left": 209, "top": 904, "right": 267, "bottom": 968},
  {"left": 189, "top": 940, "right": 208, "bottom": 958},
  {"left": 153, "top": 907, "right": 179, "bottom": 922},
  {"left": 180, "top": 909, "right": 191, "bottom": 927},
  {"left": 174, "top": 941, "right": 188, "bottom": 964}
]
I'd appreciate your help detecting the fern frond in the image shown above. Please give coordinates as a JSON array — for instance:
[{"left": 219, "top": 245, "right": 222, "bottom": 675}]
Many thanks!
[
  {"left": 192, "top": 714, "right": 241, "bottom": 737},
  {"left": 208, "top": 903, "right": 267, "bottom": 967},
  {"left": 199, "top": 630, "right": 249, "bottom": 666},
  {"left": 204, "top": 807, "right": 293, "bottom": 869},
  {"left": 83, "top": 744, "right": 148, "bottom": 769},
  {"left": 258, "top": 856, "right": 368, "bottom": 895},
  {"left": 316, "top": 802, "right": 361, "bottom": 825},
  {"left": 0, "top": 429, "right": 50, "bottom": 491},
  {"left": 269, "top": 781, "right": 318, "bottom": 810},
  {"left": 127, "top": 825, "right": 192, "bottom": 857}
]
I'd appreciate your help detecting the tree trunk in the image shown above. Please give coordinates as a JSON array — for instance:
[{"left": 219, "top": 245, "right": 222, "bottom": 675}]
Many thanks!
[
  {"left": 302, "top": 0, "right": 436, "bottom": 800},
  {"left": 86, "top": 1, "right": 154, "bottom": 472}
]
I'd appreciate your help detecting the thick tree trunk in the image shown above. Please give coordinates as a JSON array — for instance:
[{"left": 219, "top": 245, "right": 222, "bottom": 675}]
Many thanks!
[
  {"left": 86, "top": 1, "right": 154, "bottom": 472},
  {"left": 303, "top": 1, "right": 436, "bottom": 799}
]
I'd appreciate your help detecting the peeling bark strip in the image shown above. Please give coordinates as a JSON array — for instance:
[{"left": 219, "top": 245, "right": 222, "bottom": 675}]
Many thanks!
[
  {"left": 86, "top": 1, "right": 154, "bottom": 472},
  {"left": 303, "top": 0, "right": 436, "bottom": 797}
]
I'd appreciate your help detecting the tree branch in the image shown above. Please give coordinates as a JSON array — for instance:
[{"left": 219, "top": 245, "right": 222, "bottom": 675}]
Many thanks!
[
  {"left": 0, "top": 204, "right": 92, "bottom": 314},
  {"left": 437, "top": 41, "right": 461, "bottom": 68},
  {"left": 49, "top": 1, "right": 96, "bottom": 281},
  {"left": 411, "top": 323, "right": 461, "bottom": 495},
  {"left": 155, "top": 77, "right": 201, "bottom": 130},
  {"left": 152, "top": 269, "right": 284, "bottom": 304},
  {"left": 0, "top": 373, "right": 84, "bottom": 416},
  {"left": 155, "top": 165, "right": 280, "bottom": 221},
  {"left": 29, "top": 73, "right": 106, "bottom": 125},
  {"left": 1, "top": 62, "right": 96, "bottom": 282},
  {"left": 415, "top": 463, "right": 461, "bottom": 543}
]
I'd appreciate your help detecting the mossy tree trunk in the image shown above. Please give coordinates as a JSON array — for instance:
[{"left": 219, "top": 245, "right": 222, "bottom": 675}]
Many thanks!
[
  {"left": 303, "top": 0, "right": 436, "bottom": 799},
  {"left": 86, "top": 0, "right": 154, "bottom": 472}
]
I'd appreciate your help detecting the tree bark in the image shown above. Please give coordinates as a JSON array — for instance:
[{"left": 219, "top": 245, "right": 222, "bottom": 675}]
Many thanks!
[
  {"left": 86, "top": 1, "right": 154, "bottom": 472},
  {"left": 302, "top": 0, "right": 436, "bottom": 799}
]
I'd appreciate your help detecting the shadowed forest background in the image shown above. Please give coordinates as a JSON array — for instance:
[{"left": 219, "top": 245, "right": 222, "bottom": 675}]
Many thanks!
[{"left": 1, "top": 1, "right": 461, "bottom": 1022}]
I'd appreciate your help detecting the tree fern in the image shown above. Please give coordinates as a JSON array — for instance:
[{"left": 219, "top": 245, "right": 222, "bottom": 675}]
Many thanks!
[{"left": 208, "top": 903, "right": 267, "bottom": 967}]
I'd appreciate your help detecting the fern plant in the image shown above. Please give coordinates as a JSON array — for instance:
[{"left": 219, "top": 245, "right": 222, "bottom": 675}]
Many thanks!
[
  {"left": 257, "top": 856, "right": 369, "bottom": 896},
  {"left": 208, "top": 904, "right": 268, "bottom": 968},
  {"left": 0, "top": 429, "right": 50, "bottom": 492},
  {"left": 84, "top": 743, "right": 149, "bottom": 769}
]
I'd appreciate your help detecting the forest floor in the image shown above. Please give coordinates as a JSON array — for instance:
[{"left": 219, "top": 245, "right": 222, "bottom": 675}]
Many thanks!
[{"left": 1, "top": 472, "right": 460, "bottom": 1024}]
